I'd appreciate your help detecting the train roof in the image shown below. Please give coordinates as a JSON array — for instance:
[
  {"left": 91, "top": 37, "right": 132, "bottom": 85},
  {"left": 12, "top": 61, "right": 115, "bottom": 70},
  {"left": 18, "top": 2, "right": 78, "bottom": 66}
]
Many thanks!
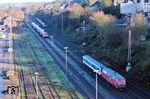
[
  {"left": 83, "top": 55, "right": 125, "bottom": 80},
  {"left": 83, "top": 55, "right": 106, "bottom": 69},
  {"left": 103, "top": 68, "right": 125, "bottom": 79}
]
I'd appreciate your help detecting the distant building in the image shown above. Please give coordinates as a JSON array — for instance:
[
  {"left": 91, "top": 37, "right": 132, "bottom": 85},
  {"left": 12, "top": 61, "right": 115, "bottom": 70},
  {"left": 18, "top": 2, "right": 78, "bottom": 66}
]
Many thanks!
[
  {"left": 120, "top": 0, "right": 150, "bottom": 24},
  {"left": 134, "top": 0, "right": 150, "bottom": 12},
  {"left": 3, "top": 16, "right": 18, "bottom": 28},
  {"left": 115, "top": 0, "right": 150, "bottom": 13},
  {"left": 113, "top": 0, "right": 126, "bottom": 6},
  {"left": 0, "top": 19, "right": 3, "bottom": 25},
  {"left": 120, "top": 1, "right": 136, "bottom": 14},
  {"left": 89, "top": 0, "right": 100, "bottom": 6}
]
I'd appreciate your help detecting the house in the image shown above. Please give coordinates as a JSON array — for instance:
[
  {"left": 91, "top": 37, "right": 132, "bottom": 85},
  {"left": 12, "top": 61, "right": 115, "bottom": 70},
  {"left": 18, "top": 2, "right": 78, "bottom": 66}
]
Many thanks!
[
  {"left": 120, "top": 0, "right": 150, "bottom": 25},
  {"left": 134, "top": 0, "right": 150, "bottom": 13},
  {"left": 120, "top": 0, "right": 136, "bottom": 14}
]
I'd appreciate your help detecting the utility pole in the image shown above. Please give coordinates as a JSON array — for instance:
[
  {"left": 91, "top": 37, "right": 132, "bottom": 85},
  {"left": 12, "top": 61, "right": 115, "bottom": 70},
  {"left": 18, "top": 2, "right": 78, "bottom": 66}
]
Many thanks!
[
  {"left": 8, "top": 16, "right": 14, "bottom": 75},
  {"left": 120, "top": 0, "right": 136, "bottom": 72},
  {"left": 35, "top": 72, "right": 39, "bottom": 99},
  {"left": 62, "top": 14, "right": 63, "bottom": 34},
  {"left": 128, "top": 30, "right": 131, "bottom": 63},
  {"left": 95, "top": 71, "right": 98, "bottom": 99},
  {"left": 126, "top": 15, "right": 133, "bottom": 72},
  {"left": 94, "top": 69, "right": 101, "bottom": 99},
  {"left": 82, "top": 20, "right": 86, "bottom": 46},
  {"left": 126, "top": 29, "right": 132, "bottom": 72},
  {"left": 64, "top": 47, "right": 68, "bottom": 98},
  {"left": 64, "top": 47, "right": 68, "bottom": 79},
  {"left": 50, "top": 36, "right": 53, "bottom": 46}
]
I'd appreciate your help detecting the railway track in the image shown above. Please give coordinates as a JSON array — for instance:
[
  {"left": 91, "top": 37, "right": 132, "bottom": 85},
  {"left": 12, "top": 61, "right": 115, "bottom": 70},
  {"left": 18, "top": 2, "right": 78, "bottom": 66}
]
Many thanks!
[
  {"left": 14, "top": 32, "right": 57, "bottom": 99},
  {"left": 27, "top": 22, "right": 109, "bottom": 99},
  {"left": 97, "top": 57, "right": 150, "bottom": 98},
  {"left": 27, "top": 24, "right": 85, "bottom": 99},
  {"left": 14, "top": 41, "right": 36, "bottom": 99},
  {"left": 19, "top": 68, "right": 28, "bottom": 99},
  {"left": 22, "top": 26, "right": 79, "bottom": 98},
  {"left": 32, "top": 17, "right": 150, "bottom": 98},
  {"left": 28, "top": 47, "right": 60, "bottom": 99},
  {"left": 46, "top": 37, "right": 134, "bottom": 99},
  {"left": 14, "top": 40, "right": 28, "bottom": 99},
  {"left": 36, "top": 14, "right": 150, "bottom": 90},
  {"left": 28, "top": 20, "right": 136, "bottom": 99},
  {"left": 27, "top": 20, "right": 150, "bottom": 99},
  {"left": 21, "top": 32, "right": 58, "bottom": 99},
  {"left": 15, "top": 36, "right": 39, "bottom": 99},
  {"left": 68, "top": 44, "right": 150, "bottom": 99},
  {"left": 52, "top": 36, "right": 150, "bottom": 99}
]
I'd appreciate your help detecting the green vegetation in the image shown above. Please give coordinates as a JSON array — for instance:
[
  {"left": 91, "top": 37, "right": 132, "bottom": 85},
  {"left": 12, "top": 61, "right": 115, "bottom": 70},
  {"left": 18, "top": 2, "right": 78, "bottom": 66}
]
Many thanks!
[
  {"left": 103, "top": 0, "right": 112, "bottom": 7},
  {"left": 14, "top": 27, "right": 83, "bottom": 98},
  {"left": 33, "top": 1, "right": 150, "bottom": 84},
  {"left": 132, "top": 13, "right": 148, "bottom": 42}
]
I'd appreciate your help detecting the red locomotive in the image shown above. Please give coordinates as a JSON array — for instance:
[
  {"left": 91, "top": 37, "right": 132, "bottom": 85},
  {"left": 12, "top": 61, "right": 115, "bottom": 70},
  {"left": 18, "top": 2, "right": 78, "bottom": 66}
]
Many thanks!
[{"left": 83, "top": 55, "right": 126, "bottom": 89}]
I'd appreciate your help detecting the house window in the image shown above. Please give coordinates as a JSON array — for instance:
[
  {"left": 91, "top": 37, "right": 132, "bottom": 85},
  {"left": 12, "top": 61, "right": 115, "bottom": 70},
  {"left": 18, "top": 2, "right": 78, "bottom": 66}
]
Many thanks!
[
  {"left": 137, "top": 0, "right": 140, "bottom": 3},
  {"left": 144, "top": 0, "right": 148, "bottom": 3}
]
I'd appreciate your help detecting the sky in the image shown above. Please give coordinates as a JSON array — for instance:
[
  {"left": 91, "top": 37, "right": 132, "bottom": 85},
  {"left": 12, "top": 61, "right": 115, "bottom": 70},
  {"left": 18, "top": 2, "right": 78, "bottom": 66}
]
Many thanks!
[{"left": 0, "top": 0, "right": 55, "bottom": 4}]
